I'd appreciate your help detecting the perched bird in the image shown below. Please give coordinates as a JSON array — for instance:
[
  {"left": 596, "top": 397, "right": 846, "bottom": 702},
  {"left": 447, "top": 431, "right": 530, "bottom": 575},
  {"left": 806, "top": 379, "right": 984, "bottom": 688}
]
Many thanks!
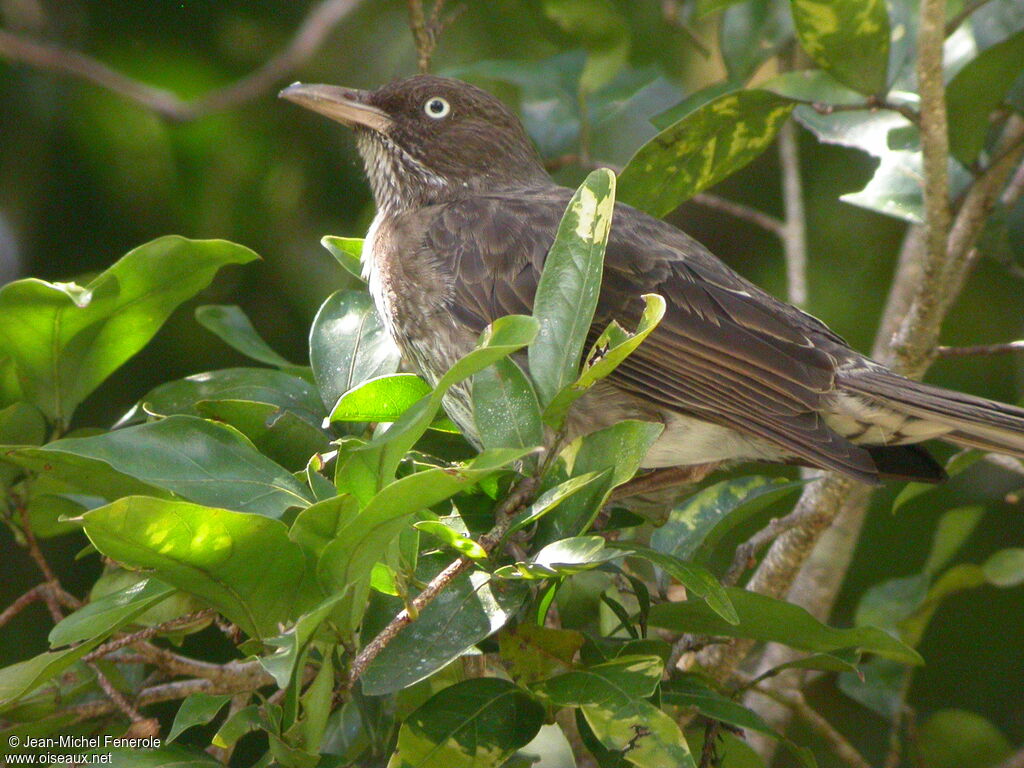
[{"left": 281, "top": 75, "right": 1024, "bottom": 485}]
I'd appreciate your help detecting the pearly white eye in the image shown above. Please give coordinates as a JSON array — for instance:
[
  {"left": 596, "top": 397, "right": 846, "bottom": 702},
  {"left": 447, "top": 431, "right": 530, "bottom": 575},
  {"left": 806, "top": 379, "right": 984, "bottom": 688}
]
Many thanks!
[{"left": 424, "top": 96, "right": 451, "bottom": 119}]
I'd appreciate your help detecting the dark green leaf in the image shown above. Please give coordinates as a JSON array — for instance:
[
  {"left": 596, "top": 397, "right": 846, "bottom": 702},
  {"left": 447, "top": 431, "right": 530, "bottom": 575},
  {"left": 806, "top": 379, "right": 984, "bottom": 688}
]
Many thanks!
[
  {"left": 196, "top": 399, "right": 329, "bottom": 472},
  {"left": 136, "top": 367, "right": 324, "bottom": 425},
  {"left": 923, "top": 506, "right": 986, "bottom": 575},
  {"left": 21, "top": 415, "right": 313, "bottom": 516},
  {"left": 361, "top": 555, "right": 528, "bottom": 695},
  {"left": 648, "top": 587, "right": 922, "bottom": 664},
  {"left": 321, "top": 235, "right": 365, "bottom": 281},
  {"left": 498, "top": 624, "right": 585, "bottom": 685},
  {"left": 531, "top": 655, "right": 663, "bottom": 705},
  {"left": 790, "top": 0, "right": 890, "bottom": 94},
  {"left": 529, "top": 168, "right": 616, "bottom": 410},
  {"left": 722, "top": 0, "right": 794, "bottom": 82},
  {"left": 82, "top": 496, "right": 322, "bottom": 640},
  {"left": 48, "top": 578, "right": 175, "bottom": 647},
  {"left": 947, "top": 30, "right": 1024, "bottom": 164},
  {"left": 195, "top": 304, "right": 303, "bottom": 371},
  {"left": 0, "top": 236, "right": 257, "bottom": 426},
  {"left": 330, "top": 373, "right": 430, "bottom": 423},
  {"left": 650, "top": 476, "right": 803, "bottom": 565},
  {"left": 618, "top": 90, "right": 794, "bottom": 217},
  {"left": 261, "top": 592, "right": 348, "bottom": 688},
  {"left": 391, "top": 678, "right": 544, "bottom": 768},
  {"left": 0, "top": 642, "right": 102, "bottom": 710},
  {"left": 472, "top": 359, "right": 543, "bottom": 452},
  {"left": 167, "top": 693, "right": 232, "bottom": 743},
  {"left": 0, "top": 402, "right": 46, "bottom": 447},
  {"left": 309, "top": 290, "right": 400, "bottom": 412},
  {"left": 211, "top": 705, "right": 263, "bottom": 749},
  {"left": 506, "top": 470, "right": 609, "bottom": 535},
  {"left": 536, "top": 420, "right": 663, "bottom": 543},
  {"left": 982, "top": 547, "right": 1024, "bottom": 587},
  {"left": 606, "top": 542, "right": 737, "bottom": 624}
]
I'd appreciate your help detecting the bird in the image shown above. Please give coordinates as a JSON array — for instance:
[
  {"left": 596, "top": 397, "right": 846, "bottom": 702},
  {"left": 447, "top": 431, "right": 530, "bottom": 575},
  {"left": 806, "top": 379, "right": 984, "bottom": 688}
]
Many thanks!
[{"left": 281, "top": 75, "right": 1024, "bottom": 486}]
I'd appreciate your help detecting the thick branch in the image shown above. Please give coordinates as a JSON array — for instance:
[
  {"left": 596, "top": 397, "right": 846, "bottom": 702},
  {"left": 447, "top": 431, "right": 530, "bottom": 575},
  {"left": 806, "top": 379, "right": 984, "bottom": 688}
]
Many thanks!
[{"left": 0, "top": 0, "right": 364, "bottom": 121}]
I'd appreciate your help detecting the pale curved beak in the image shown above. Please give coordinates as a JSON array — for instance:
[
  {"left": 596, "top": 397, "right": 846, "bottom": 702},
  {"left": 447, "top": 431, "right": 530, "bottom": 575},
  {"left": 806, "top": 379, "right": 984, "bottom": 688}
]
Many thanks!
[{"left": 279, "top": 82, "right": 392, "bottom": 133}]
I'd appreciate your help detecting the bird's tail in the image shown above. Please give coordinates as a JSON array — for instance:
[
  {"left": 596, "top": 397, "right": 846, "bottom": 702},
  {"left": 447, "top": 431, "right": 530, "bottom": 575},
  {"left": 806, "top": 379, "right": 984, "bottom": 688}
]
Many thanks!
[{"left": 840, "top": 369, "right": 1024, "bottom": 457}]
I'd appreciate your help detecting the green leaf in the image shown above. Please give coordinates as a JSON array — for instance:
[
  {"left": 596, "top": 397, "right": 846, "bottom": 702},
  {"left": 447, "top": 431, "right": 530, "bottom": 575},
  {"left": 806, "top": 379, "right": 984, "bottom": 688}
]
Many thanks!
[
  {"left": 923, "top": 506, "right": 986, "bottom": 575},
  {"left": 760, "top": 68, "right": 868, "bottom": 106},
  {"left": 48, "top": 578, "right": 175, "bottom": 647},
  {"left": 360, "top": 314, "right": 539, "bottom": 485},
  {"left": 536, "top": 420, "right": 663, "bottom": 543},
  {"left": 498, "top": 624, "right": 585, "bottom": 685},
  {"left": 19, "top": 415, "right": 313, "bottom": 516},
  {"left": 330, "top": 373, "right": 431, "bottom": 423},
  {"left": 506, "top": 470, "right": 609, "bottom": 535},
  {"left": 82, "top": 496, "right": 322, "bottom": 640},
  {"left": 321, "top": 235, "right": 365, "bottom": 281},
  {"left": 196, "top": 399, "right": 329, "bottom": 472},
  {"left": 529, "top": 168, "right": 616, "bottom": 410},
  {"left": 946, "top": 30, "right": 1024, "bottom": 165},
  {"left": 530, "top": 655, "right": 663, "bottom": 705},
  {"left": 195, "top": 304, "right": 303, "bottom": 371},
  {"left": 0, "top": 402, "right": 46, "bottom": 447},
  {"left": 261, "top": 592, "right": 348, "bottom": 688},
  {"left": 543, "top": 0, "right": 630, "bottom": 92},
  {"left": 606, "top": 542, "right": 737, "bottom": 625},
  {"left": 650, "top": 476, "right": 803, "bottom": 565},
  {"left": 167, "top": 693, "right": 232, "bottom": 743},
  {"left": 533, "top": 662, "right": 694, "bottom": 768},
  {"left": 544, "top": 293, "right": 665, "bottom": 425},
  {"left": 319, "top": 448, "right": 532, "bottom": 632},
  {"left": 662, "top": 676, "right": 814, "bottom": 763},
  {"left": 618, "top": 90, "right": 794, "bottom": 217},
  {"left": 414, "top": 521, "right": 488, "bottom": 560},
  {"left": 391, "top": 678, "right": 544, "bottom": 768},
  {"left": 982, "top": 547, "right": 1024, "bottom": 587},
  {"left": 648, "top": 587, "right": 922, "bottom": 664},
  {"left": 136, "top": 367, "right": 325, "bottom": 425},
  {"left": 837, "top": 656, "right": 906, "bottom": 719},
  {"left": 361, "top": 555, "right": 528, "bottom": 695},
  {"left": 722, "top": 0, "right": 795, "bottom": 82},
  {"left": 472, "top": 359, "right": 543, "bottom": 452},
  {"left": 0, "top": 642, "right": 101, "bottom": 710},
  {"left": 790, "top": 0, "right": 890, "bottom": 94},
  {"left": 0, "top": 236, "right": 257, "bottom": 426},
  {"left": 918, "top": 709, "right": 1012, "bottom": 768},
  {"left": 309, "top": 289, "right": 401, "bottom": 412},
  {"left": 211, "top": 704, "right": 263, "bottom": 749},
  {"left": 495, "top": 535, "right": 624, "bottom": 580}
]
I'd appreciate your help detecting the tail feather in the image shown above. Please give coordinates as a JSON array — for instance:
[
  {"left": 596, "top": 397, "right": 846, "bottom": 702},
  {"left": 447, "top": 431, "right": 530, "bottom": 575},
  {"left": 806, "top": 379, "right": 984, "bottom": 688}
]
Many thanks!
[{"left": 840, "top": 369, "right": 1024, "bottom": 458}]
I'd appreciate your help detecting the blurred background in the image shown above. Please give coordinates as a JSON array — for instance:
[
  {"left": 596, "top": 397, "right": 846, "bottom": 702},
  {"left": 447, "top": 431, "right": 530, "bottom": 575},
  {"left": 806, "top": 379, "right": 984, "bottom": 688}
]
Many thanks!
[{"left": 1, "top": 0, "right": 1022, "bottom": 764}]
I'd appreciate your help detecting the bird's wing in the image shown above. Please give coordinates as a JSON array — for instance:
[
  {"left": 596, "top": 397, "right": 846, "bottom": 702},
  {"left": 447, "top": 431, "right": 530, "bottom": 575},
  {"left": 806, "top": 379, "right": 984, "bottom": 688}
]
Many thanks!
[{"left": 414, "top": 189, "right": 878, "bottom": 481}]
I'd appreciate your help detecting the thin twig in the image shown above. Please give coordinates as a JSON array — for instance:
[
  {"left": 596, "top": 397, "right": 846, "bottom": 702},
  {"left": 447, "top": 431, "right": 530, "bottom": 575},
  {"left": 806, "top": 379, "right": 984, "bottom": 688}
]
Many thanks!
[
  {"left": 0, "top": 0, "right": 364, "bottom": 121},
  {"left": 747, "top": 683, "right": 873, "bottom": 768},
  {"left": 0, "top": 584, "right": 47, "bottom": 628},
  {"left": 691, "top": 193, "right": 786, "bottom": 237},
  {"left": 810, "top": 98, "right": 920, "bottom": 126},
  {"left": 82, "top": 609, "right": 216, "bottom": 662},
  {"left": 407, "top": 0, "right": 451, "bottom": 73},
  {"left": 346, "top": 478, "right": 538, "bottom": 688},
  {"left": 88, "top": 662, "right": 145, "bottom": 723},
  {"left": 779, "top": 119, "right": 808, "bottom": 308},
  {"left": 698, "top": 720, "right": 721, "bottom": 768},
  {"left": 937, "top": 340, "right": 1024, "bottom": 356},
  {"left": 722, "top": 499, "right": 827, "bottom": 588}
]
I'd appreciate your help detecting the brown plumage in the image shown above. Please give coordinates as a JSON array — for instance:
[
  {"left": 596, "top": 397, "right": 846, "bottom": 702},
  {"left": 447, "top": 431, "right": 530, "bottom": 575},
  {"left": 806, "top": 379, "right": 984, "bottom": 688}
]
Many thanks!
[{"left": 281, "top": 75, "right": 1024, "bottom": 485}]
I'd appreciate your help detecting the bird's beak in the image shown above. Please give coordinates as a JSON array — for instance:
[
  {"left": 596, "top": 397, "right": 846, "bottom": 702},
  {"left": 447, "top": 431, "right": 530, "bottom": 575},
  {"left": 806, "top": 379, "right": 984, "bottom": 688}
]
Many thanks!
[{"left": 279, "top": 82, "right": 392, "bottom": 133}]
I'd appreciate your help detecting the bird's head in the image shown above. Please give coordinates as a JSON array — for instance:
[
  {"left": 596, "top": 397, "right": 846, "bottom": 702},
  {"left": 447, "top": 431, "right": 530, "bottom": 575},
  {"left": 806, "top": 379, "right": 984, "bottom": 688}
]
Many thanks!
[{"left": 280, "top": 75, "right": 548, "bottom": 212}]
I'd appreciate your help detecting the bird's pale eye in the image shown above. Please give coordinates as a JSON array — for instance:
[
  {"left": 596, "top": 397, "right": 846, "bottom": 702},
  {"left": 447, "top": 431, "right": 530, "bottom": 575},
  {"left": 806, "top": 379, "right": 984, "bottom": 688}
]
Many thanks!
[{"left": 424, "top": 96, "right": 451, "bottom": 119}]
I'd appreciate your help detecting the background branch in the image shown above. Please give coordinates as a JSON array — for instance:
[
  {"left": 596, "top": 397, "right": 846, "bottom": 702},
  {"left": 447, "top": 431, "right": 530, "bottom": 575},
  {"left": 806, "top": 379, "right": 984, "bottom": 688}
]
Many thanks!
[{"left": 0, "top": 0, "right": 364, "bottom": 121}]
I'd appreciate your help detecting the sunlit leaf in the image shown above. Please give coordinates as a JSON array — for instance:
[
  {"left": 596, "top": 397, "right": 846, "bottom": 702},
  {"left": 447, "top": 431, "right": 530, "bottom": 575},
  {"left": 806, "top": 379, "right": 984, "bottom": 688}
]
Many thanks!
[
  {"left": 472, "top": 359, "right": 543, "bottom": 452},
  {"left": 618, "top": 90, "right": 794, "bottom": 217},
  {"left": 495, "top": 535, "right": 623, "bottom": 580},
  {"left": 790, "top": 0, "right": 890, "bottom": 94},
  {"left": 0, "top": 236, "right": 257, "bottom": 427},
  {"left": 330, "top": 373, "right": 430, "bottom": 423},
  {"left": 82, "top": 496, "right": 322, "bottom": 640},
  {"left": 530, "top": 168, "right": 616, "bottom": 410},
  {"left": 321, "top": 235, "right": 365, "bottom": 281}
]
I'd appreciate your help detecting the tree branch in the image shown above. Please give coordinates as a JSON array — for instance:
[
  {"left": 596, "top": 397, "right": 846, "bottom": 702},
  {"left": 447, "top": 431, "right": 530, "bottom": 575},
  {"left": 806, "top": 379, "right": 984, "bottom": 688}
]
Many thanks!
[
  {"left": 779, "top": 119, "right": 808, "bottom": 307},
  {"left": 346, "top": 478, "right": 538, "bottom": 689},
  {"left": 937, "top": 340, "right": 1024, "bottom": 356},
  {"left": 0, "top": 0, "right": 364, "bottom": 121}
]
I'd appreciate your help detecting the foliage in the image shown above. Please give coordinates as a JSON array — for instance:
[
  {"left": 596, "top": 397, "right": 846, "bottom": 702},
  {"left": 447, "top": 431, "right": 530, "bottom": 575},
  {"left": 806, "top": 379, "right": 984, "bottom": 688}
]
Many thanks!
[{"left": 1, "top": 1, "right": 1023, "bottom": 767}]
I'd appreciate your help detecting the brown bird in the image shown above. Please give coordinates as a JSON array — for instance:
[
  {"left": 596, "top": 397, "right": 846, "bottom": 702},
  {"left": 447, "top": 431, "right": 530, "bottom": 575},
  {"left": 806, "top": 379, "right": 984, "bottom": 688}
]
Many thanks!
[{"left": 281, "top": 75, "right": 1024, "bottom": 485}]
